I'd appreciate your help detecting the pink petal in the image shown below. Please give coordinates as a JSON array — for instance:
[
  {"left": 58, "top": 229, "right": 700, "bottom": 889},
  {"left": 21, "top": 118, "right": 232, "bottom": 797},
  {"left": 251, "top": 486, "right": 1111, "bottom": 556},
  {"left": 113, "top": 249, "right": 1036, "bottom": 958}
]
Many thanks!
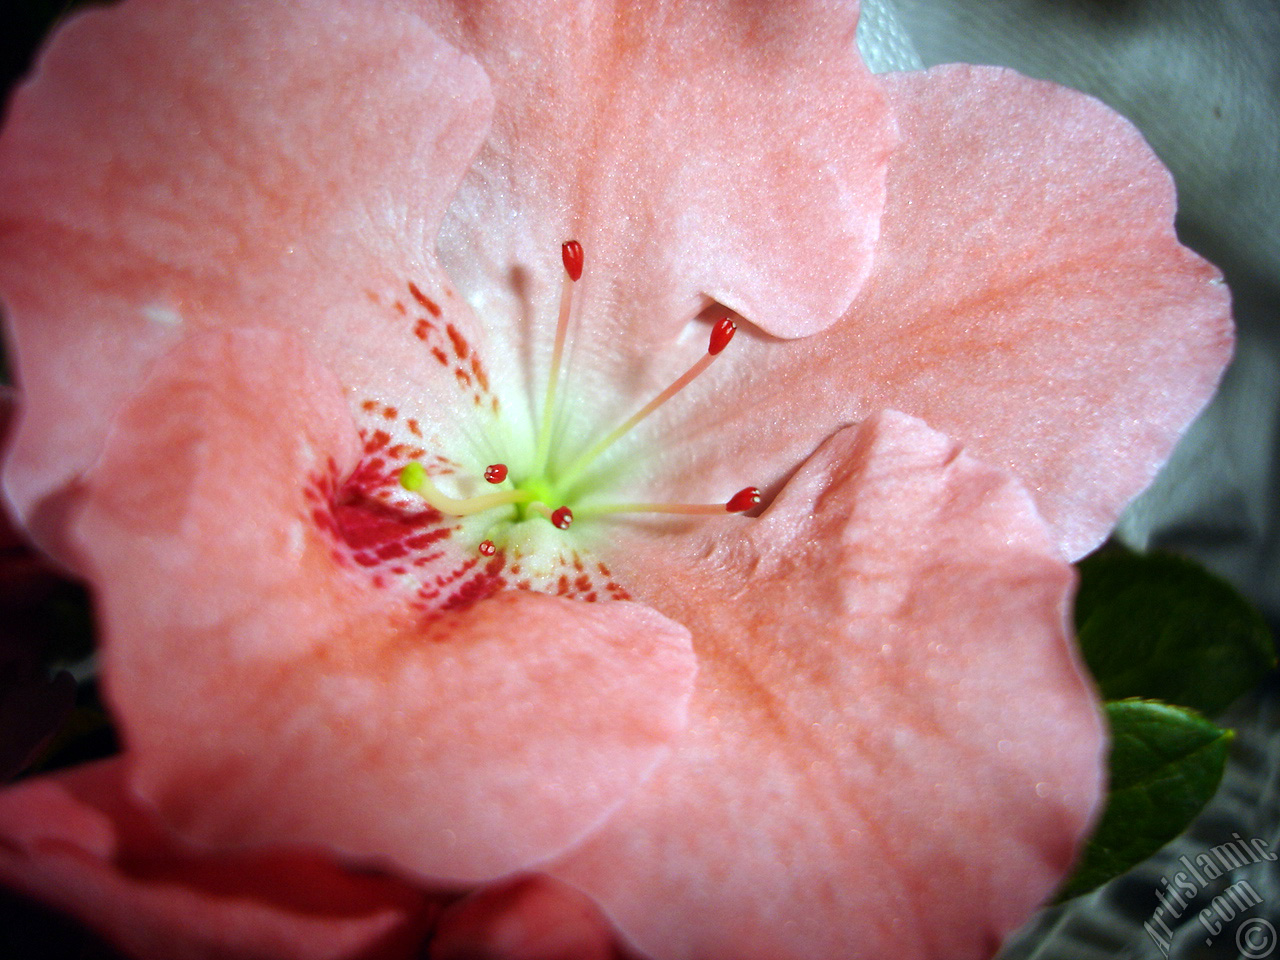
[
  {"left": 635, "top": 64, "right": 1233, "bottom": 559},
  {"left": 0, "top": 759, "right": 437, "bottom": 960},
  {"left": 73, "top": 328, "right": 696, "bottom": 882},
  {"left": 551, "top": 411, "right": 1104, "bottom": 960},
  {"left": 0, "top": 0, "right": 493, "bottom": 556},
  {"left": 428, "top": 0, "right": 895, "bottom": 346},
  {"left": 430, "top": 874, "right": 623, "bottom": 960}
]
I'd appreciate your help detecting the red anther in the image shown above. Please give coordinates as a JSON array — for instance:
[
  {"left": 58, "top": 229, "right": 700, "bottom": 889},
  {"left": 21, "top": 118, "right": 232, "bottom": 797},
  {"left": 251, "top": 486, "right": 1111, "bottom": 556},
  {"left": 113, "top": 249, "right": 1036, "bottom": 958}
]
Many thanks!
[
  {"left": 726, "top": 486, "right": 761, "bottom": 512},
  {"left": 484, "top": 463, "right": 508, "bottom": 484},
  {"left": 551, "top": 506, "right": 574, "bottom": 530},
  {"left": 478, "top": 540, "right": 497, "bottom": 556},
  {"left": 708, "top": 316, "right": 736, "bottom": 355},
  {"left": 561, "top": 240, "right": 584, "bottom": 282}
]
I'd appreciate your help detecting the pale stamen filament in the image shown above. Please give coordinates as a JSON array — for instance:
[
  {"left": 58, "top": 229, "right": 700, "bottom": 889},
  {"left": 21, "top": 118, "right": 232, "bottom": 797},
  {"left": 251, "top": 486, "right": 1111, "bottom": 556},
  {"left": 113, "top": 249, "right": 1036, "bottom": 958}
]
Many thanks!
[
  {"left": 397, "top": 244, "right": 756, "bottom": 548},
  {"left": 555, "top": 316, "right": 737, "bottom": 493},
  {"left": 400, "top": 462, "right": 531, "bottom": 516},
  {"left": 533, "top": 240, "right": 583, "bottom": 474},
  {"left": 575, "top": 487, "right": 761, "bottom": 519}
]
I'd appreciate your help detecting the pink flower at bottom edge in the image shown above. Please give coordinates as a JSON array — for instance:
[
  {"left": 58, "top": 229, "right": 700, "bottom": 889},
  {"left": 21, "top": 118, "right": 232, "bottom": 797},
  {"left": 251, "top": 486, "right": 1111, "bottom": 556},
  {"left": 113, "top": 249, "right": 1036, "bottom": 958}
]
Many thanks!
[
  {"left": 0, "top": 1, "right": 1232, "bottom": 958},
  {"left": 0, "top": 760, "right": 441, "bottom": 960},
  {"left": 0, "top": 755, "right": 634, "bottom": 960}
]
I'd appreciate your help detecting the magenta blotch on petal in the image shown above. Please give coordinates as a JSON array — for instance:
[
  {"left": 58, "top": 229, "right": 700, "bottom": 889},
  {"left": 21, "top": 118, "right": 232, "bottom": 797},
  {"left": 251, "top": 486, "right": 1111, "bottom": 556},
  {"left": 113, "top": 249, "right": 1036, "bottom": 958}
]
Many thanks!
[{"left": 75, "top": 329, "right": 697, "bottom": 883}]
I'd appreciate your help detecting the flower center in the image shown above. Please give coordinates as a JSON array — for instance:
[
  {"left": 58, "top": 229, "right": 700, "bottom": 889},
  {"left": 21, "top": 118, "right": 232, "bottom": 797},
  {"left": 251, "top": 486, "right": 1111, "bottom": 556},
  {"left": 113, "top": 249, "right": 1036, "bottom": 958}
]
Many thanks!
[{"left": 398, "top": 241, "right": 759, "bottom": 557}]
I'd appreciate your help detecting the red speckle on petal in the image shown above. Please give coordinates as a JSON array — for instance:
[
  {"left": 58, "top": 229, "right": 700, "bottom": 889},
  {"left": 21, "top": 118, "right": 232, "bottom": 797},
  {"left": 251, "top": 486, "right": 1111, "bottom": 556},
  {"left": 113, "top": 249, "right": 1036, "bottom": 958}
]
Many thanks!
[
  {"left": 404, "top": 528, "right": 451, "bottom": 550},
  {"left": 441, "top": 572, "right": 498, "bottom": 611},
  {"left": 377, "top": 541, "right": 408, "bottom": 561},
  {"left": 332, "top": 498, "right": 439, "bottom": 554},
  {"left": 562, "top": 239, "right": 584, "bottom": 281},
  {"left": 470, "top": 355, "right": 490, "bottom": 392},
  {"left": 408, "top": 281, "right": 441, "bottom": 317},
  {"left": 364, "top": 431, "right": 391, "bottom": 454},
  {"left": 435, "top": 558, "right": 477, "bottom": 588},
  {"left": 446, "top": 324, "right": 469, "bottom": 361},
  {"left": 308, "top": 439, "right": 625, "bottom": 615},
  {"left": 310, "top": 506, "right": 333, "bottom": 533},
  {"left": 708, "top": 316, "right": 736, "bottom": 355}
]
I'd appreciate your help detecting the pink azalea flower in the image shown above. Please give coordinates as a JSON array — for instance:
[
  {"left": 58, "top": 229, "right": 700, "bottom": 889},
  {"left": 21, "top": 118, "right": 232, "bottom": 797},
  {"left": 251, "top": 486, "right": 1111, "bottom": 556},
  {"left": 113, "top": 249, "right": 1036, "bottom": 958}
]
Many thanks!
[{"left": 0, "top": 1, "right": 1231, "bottom": 958}]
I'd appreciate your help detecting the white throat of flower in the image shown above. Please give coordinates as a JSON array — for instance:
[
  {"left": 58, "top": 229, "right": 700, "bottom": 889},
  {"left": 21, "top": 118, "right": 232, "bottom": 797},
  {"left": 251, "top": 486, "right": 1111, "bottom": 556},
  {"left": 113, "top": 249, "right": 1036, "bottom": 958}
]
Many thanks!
[{"left": 399, "top": 240, "right": 760, "bottom": 557}]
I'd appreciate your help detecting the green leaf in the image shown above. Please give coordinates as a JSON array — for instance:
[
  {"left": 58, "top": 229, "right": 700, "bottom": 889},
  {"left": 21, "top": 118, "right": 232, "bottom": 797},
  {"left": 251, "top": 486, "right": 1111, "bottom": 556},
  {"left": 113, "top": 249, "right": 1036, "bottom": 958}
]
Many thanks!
[
  {"left": 1060, "top": 699, "right": 1232, "bottom": 899},
  {"left": 1075, "top": 545, "right": 1275, "bottom": 716}
]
